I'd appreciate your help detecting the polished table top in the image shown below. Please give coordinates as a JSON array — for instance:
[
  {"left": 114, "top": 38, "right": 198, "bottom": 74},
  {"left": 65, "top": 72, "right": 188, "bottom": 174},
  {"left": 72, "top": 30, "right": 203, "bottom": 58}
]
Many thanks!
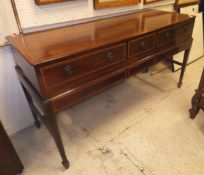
[{"left": 7, "top": 9, "right": 194, "bottom": 66}]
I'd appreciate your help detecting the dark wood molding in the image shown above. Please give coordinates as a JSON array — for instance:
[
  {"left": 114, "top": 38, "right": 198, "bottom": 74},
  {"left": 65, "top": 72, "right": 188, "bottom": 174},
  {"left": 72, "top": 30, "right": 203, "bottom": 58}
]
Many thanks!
[
  {"left": 189, "top": 68, "right": 204, "bottom": 119},
  {"left": 0, "top": 122, "right": 24, "bottom": 175}
]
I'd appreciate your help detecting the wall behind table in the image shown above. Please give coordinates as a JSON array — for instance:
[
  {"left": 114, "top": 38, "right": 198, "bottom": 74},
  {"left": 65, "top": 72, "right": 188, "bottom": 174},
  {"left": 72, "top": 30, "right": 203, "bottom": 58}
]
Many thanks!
[
  {"left": 0, "top": 1, "right": 18, "bottom": 42},
  {"left": 15, "top": 0, "right": 174, "bottom": 31},
  {"left": 0, "top": 46, "right": 33, "bottom": 135},
  {"left": 174, "top": 5, "right": 204, "bottom": 69},
  {"left": 0, "top": 0, "right": 33, "bottom": 135}
]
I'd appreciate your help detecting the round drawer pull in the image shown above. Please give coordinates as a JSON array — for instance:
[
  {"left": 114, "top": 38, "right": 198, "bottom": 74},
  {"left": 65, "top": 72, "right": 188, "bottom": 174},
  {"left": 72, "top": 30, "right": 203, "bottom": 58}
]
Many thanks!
[
  {"left": 183, "top": 26, "right": 188, "bottom": 32},
  {"left": 140, "top": 40, "right": 146, "bottom": 49},
  {"left": 165, "top": 32, "right": 170, "bottom": 39},
  {"left": 106, "top": 52, "right": 114, "bottom": 61},
  {"left": 63, "top": 65, "right": 73, "bottom": 76}
]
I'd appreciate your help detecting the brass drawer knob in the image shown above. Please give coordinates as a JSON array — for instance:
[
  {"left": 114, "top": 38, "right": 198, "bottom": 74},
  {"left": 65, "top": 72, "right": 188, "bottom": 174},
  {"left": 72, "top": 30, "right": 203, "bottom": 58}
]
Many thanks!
[
  {"left": 106, "top": 52, "right": 114, "bottom": 61},
  {"left": 183, "top": 26, "right": 188, "bottom": 32},
  {"left": 140, "top": 40, "right": 146, "bottom": 49},
  {"left": 165, "top": 32, "right": 170, "bottom": 39},
  {"left": 63, "top": 65, "right": 73, "bottom": 75}
]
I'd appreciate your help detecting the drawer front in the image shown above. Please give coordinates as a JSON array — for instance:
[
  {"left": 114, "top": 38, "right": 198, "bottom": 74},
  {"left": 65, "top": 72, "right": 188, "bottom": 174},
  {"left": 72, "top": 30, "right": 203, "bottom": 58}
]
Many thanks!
[
  {"left": 156, "top": 21, "right": 194, "bottom": 48},
  {"left": 52, "top": 69, "right": 127, "bottom": 112},
  {"left": 40, "top": 43, "right": 126, "bottom": 89},
  {"left": 128, "top": 33, "right": 156, "bottom": 58},
  {"left": 42, "top": 62, "right": 126, "bottom": 100}
]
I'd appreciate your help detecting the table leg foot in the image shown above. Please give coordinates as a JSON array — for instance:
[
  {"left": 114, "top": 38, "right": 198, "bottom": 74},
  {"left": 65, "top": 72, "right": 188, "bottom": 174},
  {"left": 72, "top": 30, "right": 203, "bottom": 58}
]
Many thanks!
[
  {"left": 34, "top": 120, "right": 41, "bottom": 128},
  {"left": 62, "top": 160, "right": 70, "bottom": 169},
  {"left": 189, "top": 108, "right": 197, "bottom": 119},
  {"left": 178, "top": 82, "right": 182, "bottom": 88},
  {"left": 44, "top": 104, "right": 70, "bottom": 170},
  {"left": 189, "top": 93, "right": 201, "bottom": 119}
]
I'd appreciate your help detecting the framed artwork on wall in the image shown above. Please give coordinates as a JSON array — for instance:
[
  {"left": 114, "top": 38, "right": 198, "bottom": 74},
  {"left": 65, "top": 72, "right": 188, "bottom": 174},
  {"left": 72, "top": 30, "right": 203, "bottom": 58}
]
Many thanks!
[
  {"left": 144, "top": 0, "right": 164, "bottom": 4},
  {"left": 175, "top": 0, "right": 200, "bottom": 8},
  {"left": 35, "top": 0, "right": 70, "bottom": 5},
  {"left": 94, "top": 0, "right": 141, "bottom": 9}
]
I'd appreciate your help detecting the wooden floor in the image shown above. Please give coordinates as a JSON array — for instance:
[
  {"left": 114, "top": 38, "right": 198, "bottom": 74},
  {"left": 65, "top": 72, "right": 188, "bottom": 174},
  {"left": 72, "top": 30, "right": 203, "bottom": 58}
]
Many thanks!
[{"left": 11, "top": 57, "right": 204, "bottom": 175}]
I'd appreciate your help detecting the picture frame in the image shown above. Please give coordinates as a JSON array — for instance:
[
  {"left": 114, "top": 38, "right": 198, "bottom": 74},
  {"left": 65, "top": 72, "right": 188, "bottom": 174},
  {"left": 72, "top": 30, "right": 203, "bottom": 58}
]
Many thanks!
[
  {"left": 143, "top": 0, "right": 164, "bottom": 4},
  {"left": 94, "top": 0, "right": 141, "bottom": 9},
  {"left": 35, "top": 0, "right": 70, "bottom": 5},
  {"left": 175, "top": 0, "right": 200, "bottom": 8}
]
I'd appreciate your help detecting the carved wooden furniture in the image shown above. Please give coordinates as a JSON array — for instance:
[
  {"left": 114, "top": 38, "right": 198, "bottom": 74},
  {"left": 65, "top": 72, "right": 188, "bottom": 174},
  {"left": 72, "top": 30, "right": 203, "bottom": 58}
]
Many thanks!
[
  {"left": 6, "top": 9, "right": 195, "bottom": 169},
  {"left": 189, "top": 68, "right": 204, "bottom": 118},
  {"left": 0, "top": 121, "right": 24, "bottom": 175}
]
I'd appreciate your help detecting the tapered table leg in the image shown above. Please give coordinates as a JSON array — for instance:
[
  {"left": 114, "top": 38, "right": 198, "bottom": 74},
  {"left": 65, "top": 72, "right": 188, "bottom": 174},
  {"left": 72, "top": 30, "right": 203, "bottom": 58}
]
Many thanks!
[
  {"left": 21, "top": 83, "right": 41, "bottom": 128},
  {"left": 44, "top": 104, "right": 70, "bottom": 169},
  {"left": 178, "top": 48, "right": 191, "bottom": 88}
]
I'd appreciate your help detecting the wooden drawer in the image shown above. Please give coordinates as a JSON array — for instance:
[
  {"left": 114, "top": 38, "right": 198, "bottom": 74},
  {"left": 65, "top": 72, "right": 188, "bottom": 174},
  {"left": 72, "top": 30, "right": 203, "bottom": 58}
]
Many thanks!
[
  {"left": 128, "top": 33, "right": 156, "bottom": 58},
  {"left": 40, "top": 43, "right": 126, "bottom": 89},
  {"left": 52, "top": 69, "right": 127, "bottom": 112},
  {"left": 42, "top": 61, "right": 126, "bottom": 100},
  {"left": 156, "top": 20, "right": 194, "bottom": 48}
]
